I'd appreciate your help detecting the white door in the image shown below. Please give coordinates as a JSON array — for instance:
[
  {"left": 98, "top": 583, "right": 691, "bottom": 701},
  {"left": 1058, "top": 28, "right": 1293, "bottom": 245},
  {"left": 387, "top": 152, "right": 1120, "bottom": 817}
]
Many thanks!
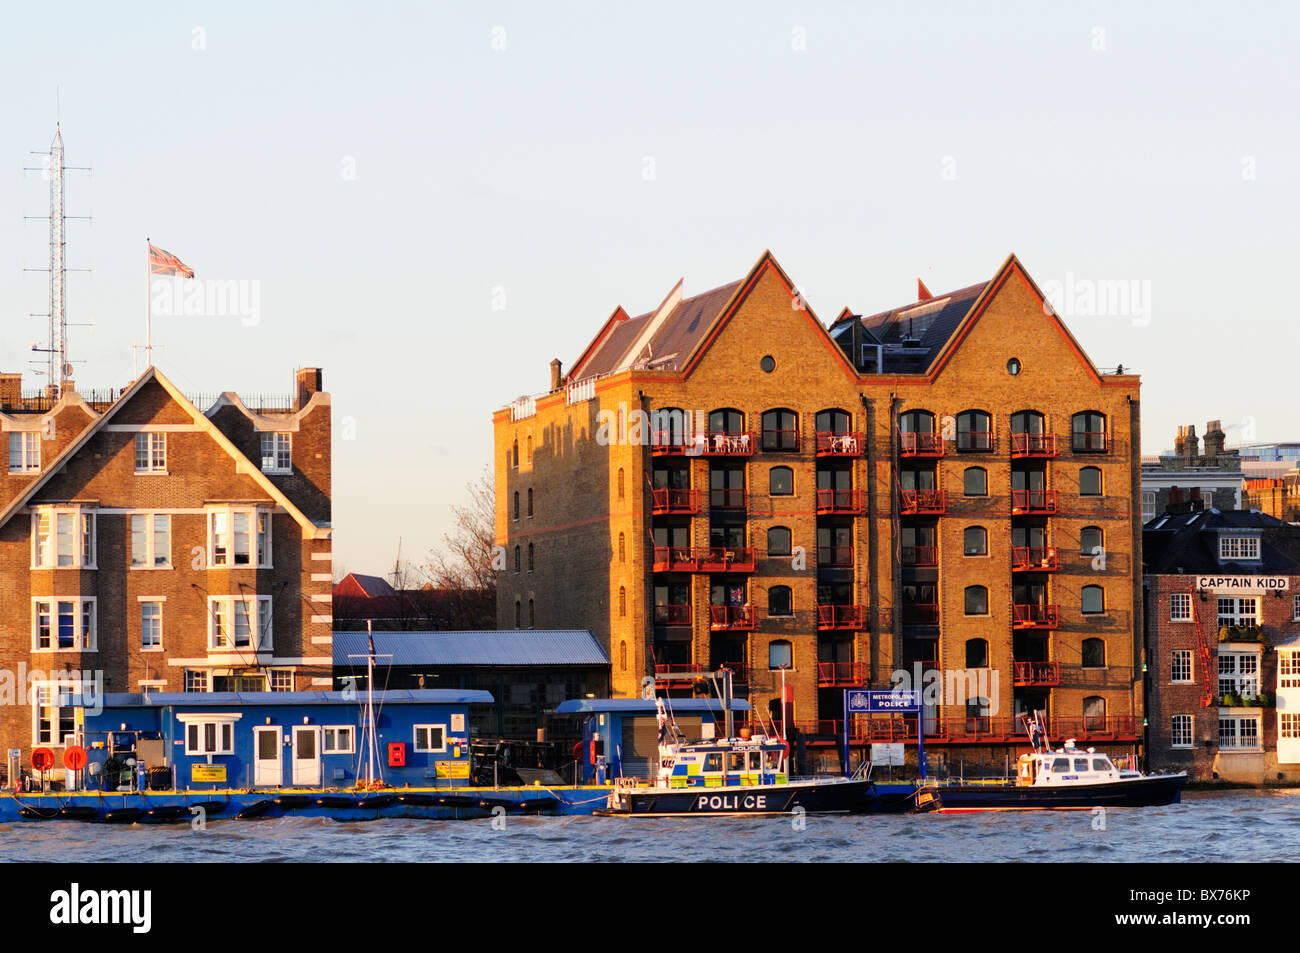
[
  {"left": 254, "top": 727, "right": 282, "bottom": 787},
  {"left": 291, "top": 726, "right": 321, "bottom": 787}
]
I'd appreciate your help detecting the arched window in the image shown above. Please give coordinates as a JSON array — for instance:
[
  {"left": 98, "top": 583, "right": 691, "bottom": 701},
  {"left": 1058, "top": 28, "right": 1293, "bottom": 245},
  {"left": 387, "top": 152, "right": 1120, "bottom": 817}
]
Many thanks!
[
  {"left": 617, "top": 468, "right": 625, "bottom": 500},
  {"left": 527, "top": 543, "right": 534, "bottom": 572},
  {"left": 1083, "top": 695, "right": 1106, "bottom": 730},
  {"left": 618, "top": 532, "right": 625, "bottom": 563},
  {"left": 767, "top": 526, "right": 792, "bottom": 557},
  {"left": 1010, "top": 410, "right": 1046, "bottom": 434},
  {"left": 514, "top": 600, "right": 521, "bottom": 627},
  {"left": 768, "top": 585, "right": 793, "bottom": 617},
  {"left": 651, "top": 407, "right": 689, "bottom": 449},
  {"left": 513, "top": 545, "right": 520, "bottom": 574},
  {"left": 1080, "top": 466, "right": 1102, "bottom": 497},
  {"left": 618, "top": 586, "right": 627, "bottom": 618},
  {"left": 512, "top": 440, "right": 519, "bottom": 468},
  {"left": 815, "top": 409, "right": 851, "bottom": 433},
  {"left": 526, "top": 435, "right": 533, "bottom": 464},
  {"left": 528, "top": 598, "right": 535, "bottom": 628},
  {"left": 1082, "top": 585, "right": 1105, "bottom": 615},
  {"left": 761, "top": 409, "right": 798, "bottom": 452},
  {"left": 956, "top": 410, "right": 992, "bottom": 451},
  {"left": 964, "top": 585, "right": 989, "bottom": 615},
  {"left": 965, "top": 638, "right": 989, "bottom": 668},
  {"left": 513, "top": 491, "right": 519, "bottom": 520},
  {"left": 1082, "top": 638, "right": 1106, "bottom": 668},
  {"left": 1072, "top": 411, "right": 1108, "bottom": 452},
  {"left": 899, "top": 409, "right": 938, "bottom": 455},
  {"left": 1079, "top": 526, "right": 1103, "bottom": 556},
  {"left": 769, "top": 466, "right": 793, "bottom": 496},
  {"left": 619, "top": 641, "right": 627, "bottom": 672},
  {"left": 963, "top": 466, "right": 987, "bottom": 496},
  {"left": 899, "top": 409, "right": 935, "bottom": 434},
  {"left": 964, "top": 526, "right": 988, "bottom": 556},
  {"left": 768, "top": 639, "right": 793, "bottom": 670},
  {"left": 527, "top": 488, "right": 534, "bottom": 517},
  {"left": 708, "top": 408, "right": 744, "bottom": 435}
]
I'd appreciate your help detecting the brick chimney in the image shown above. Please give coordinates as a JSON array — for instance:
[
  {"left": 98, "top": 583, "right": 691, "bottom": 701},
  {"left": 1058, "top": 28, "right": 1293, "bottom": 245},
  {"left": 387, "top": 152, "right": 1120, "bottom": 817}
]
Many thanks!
[
  {"left": 1174, "top": 425, "right": 1186, "bottom": 458},
  {"left": 1183, "top": 424, "right": 1199, "bottom": 463},
  {"left": 550, "top": 359, "right": 563, "bottom": 392},
  {"left": 0, "top": 373, "right": 20, "bottom": 410},
  {"left": 1203, "top": 419, "right": 1225, "bottom": 460},
  {"left": 295, "top": 367, "right": 323, "bottom": 411}
]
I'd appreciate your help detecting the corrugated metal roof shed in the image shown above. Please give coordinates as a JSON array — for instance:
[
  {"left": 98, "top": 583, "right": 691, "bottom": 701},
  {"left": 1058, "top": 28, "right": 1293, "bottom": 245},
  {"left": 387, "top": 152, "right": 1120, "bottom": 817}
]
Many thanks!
[
  {"left": 332, "top": 629, "right": 610, "bottom": 668},
  {"left": 99, "top": 689, "right": 495, "bottom": 707}
]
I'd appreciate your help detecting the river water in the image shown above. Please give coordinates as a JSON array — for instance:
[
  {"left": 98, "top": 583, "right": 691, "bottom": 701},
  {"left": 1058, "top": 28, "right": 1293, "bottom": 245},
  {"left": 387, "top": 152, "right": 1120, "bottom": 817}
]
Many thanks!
[{"left": 2, "top": 790, "right": 1295, "bottom": 863}]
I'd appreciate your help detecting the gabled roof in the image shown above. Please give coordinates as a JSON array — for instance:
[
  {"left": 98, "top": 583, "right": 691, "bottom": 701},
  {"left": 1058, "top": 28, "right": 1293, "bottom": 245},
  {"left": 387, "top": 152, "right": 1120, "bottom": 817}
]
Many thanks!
[
  {"left": 332, "top": 629, "right": 610, "bottom": 667},
  {"left": 334, "top": 572, "right": 397, "bottom": 598},
  {"left": 1143, "top": 508, "right": 1300, "bottom": 574},
  {"left": 0, "top": 366, "right": 326, "bottom": 537}
]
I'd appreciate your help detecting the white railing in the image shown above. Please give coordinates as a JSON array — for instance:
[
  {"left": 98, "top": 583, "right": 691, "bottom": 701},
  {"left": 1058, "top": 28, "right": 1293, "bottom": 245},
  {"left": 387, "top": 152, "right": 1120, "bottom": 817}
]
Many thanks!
[
  {"left": 566, "top": 378, "right": 596, "bottom": 404},
  {"left": 509, "top": 396, "right": 537, "bottom": 421}
]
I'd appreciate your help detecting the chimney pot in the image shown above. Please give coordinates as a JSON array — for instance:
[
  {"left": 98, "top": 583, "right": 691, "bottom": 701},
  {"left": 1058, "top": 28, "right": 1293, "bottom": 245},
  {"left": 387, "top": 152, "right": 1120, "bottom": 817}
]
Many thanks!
[{"left": 550, "top": 359, "right": 563, "bottom": 392}]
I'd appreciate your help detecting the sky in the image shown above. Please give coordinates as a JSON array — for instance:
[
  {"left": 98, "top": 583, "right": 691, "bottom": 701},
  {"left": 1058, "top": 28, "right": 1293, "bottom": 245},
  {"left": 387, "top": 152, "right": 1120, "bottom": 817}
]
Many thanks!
[{"left": 2, "top": 1, "right": 1297, "bottom": 577}]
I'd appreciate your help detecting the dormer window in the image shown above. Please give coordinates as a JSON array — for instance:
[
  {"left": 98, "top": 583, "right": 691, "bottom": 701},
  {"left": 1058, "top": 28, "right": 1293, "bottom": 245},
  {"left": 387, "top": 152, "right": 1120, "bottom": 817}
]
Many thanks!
[
  {"left": 31, "top": 506, "right": 97, "bottom": 569},
  {"left": 8, "top": 432, "right": 40, "bottom": 473},
  {"left": 135, "top": 432, "right": 167, "bottom": 473},
  {"left": 261, "top": 432, "right": 292, "bottom": 474},
  {"left": 1219, "top": 536, "right": 1260, "bottom": 561}
]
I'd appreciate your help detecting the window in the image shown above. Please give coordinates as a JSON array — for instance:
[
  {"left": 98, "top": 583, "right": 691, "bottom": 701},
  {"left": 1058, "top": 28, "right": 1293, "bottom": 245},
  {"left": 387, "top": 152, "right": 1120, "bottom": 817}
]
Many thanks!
[
  {"left": 1170, "top": 714, "right": 1193, "bottom": 748},
  {"left": 1216, "top": 596, "right": 1259, "bottom": 628},
  {"left": 768, "top": 640, "right": 793, "bottom": 670},
  {"left": 529, "top": 598, "right": 535, "bottom": 627},
  {"left": 184, "top": 669, "right": 209, "bottom": 693},
  {"left": 617, "top": 469, "right": 625, "bottom": 500},
  {"left": 1171, "top": 650, "right": 1193, "bottom": 684},
  {"left": 513, "top": 492, "right": 519, "bottom": 520},
  {"left": 1071, "top": 411, "right": 1107, "bottom": 452},
  {"left": 526, "top": 435, "right": 532, "bottom": 464},
  {"left": 32, "top": 598, "right": 96, "bottom": 651},
  {"left": 31, "top": 507, "right": 96, "bottom": 569},
  {"left": 1218, "top": 536, "right": 1260, "bottom": 561},
  {"left": 963, "top": 467, "right": 987, "bottom": 496},
  {"left": 1218, "top": 651, "right": 1259, "bottom": 698},
  {"left": 130, "top": 513, "right": 171, "bottom": 568},
  {"left": 1079, "top": 526, "right": 1103, "bottom": 557},
  {"left": 513, "top": 546, "right": 520, "bottom": 574},
  {"left": 965, "top": 638, "right": 988, "bottom": 668},
  {"left": 1142, "top": 490, "right": 1157, "bottom": 521},
  {"left": 768, "top": 586, "right": 793, "bottom": 617},
  {"left": 527, "top": 488, "right": 534, "bottom": 517},
  {"left": 619, "top": 641, "right": 627, "bottom": 672},
  {"left": 760, "top": 409, "right": 798, "bottom": 452},
  {"left": 184, "top": 719, "right": 236, "bottom": 756},
  {"left": 260, "top": 432, "right": 292, "bottom": 473},
  {"left": 414, "top": 725, "right": 446, "bottom": 753},
  {"left": 1079, "top": 467, "right": 1102, "bottom": 496},
  {"left": 511, "top": 440, "right": 518, "bottom": 468},
  {"left": 767, "top": 526, "right": 792, "bottom": 556},
  {"left": 135, "top": 432, "right": 167, "bottom": 473},
  {"left": 514, "top": 600, "right": 521, "bottom": 627},
  {"left": 1081, "top": 638, "right": 1106, "bottom": 668},
  {"left": 955, "top": 410, "right": 992, "bottom": 451},
  {"left": 208, "top": 596, "right": 273, "bottom": 651},
  {"left": 964, "top": 585, "right": 989, "bottom": 616},
  {"left": 207, "top": 507, "right": 271, "bottom": 568},
  {"left": 1219, "top": 713, "right": 1261, "bottom": 750},
  {"left": 1294, "top": 593, "right": 1300, "bottom": 622},
  {"left": 1083, "top": 695, "right": 1106, "bottom": 730},
  {"left": 8, "top": 432, "right": 40, "bottom": 473},
  {"left": 1081, "top": 585, "right": 1105, "bottom": 615},
  {"left": 32, "top": 679, "right": 82, "bottom": 746},
  {"left": 963, "top": 526, "right": 987, "bottom": 556},
  {"left": 141, "top": 601, "right": 163, "bottom": 650},
  {"left": 618, "top": 587, "right": 626, "bottom": 618},
  {"left": 323, "top": 726, "right": 355, "bottom": 754},
  {"left": 1170, "top": 592, "right": 1192, "bottom": 622},
  {"left": 269, "top": 669, "right": 292, "bottom": 692},
  {"left": 1281, "top": 712, "right": 1300, "bottom": 742},
  {"left": 1279, "top": 650, "right": 1300, "bottom": 689},
  {"left": 769, "top": 466, "right": 793, "bottom": 496},
  {"left": 528, "top": 542, "right": 535, "bottom": 572}
]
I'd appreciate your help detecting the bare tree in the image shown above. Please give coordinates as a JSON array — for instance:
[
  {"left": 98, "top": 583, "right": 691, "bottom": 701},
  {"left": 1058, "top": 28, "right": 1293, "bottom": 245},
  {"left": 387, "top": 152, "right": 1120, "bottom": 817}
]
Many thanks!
[{"left": 419, "top": 467, "right": 497, "bottom": 628}]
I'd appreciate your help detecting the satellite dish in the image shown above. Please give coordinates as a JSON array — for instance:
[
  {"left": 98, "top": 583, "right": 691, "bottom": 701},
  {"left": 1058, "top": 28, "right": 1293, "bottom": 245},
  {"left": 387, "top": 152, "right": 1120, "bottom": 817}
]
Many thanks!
[{"left": 61, "top": 363, "right": 74, "bottom": 379}]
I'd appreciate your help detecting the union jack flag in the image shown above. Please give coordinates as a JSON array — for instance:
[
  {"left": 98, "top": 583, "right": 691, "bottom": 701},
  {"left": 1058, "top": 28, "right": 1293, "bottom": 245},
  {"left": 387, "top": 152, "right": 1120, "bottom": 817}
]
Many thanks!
[{"left": 148, "top": 243, "right": 194, "bottom": 278}]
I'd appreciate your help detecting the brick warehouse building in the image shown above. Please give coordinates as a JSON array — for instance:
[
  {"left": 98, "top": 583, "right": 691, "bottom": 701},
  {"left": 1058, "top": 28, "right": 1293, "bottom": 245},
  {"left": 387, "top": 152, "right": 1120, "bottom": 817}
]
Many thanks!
[
  {"left": 493, "top": 251, "right": 1143, "bottom": 771},
  {"left": 1144, "top": 491, "right": 1300, "bottom": 783},
  {"left": 0, "top": 366, "right": 332, "bottom": 770}
]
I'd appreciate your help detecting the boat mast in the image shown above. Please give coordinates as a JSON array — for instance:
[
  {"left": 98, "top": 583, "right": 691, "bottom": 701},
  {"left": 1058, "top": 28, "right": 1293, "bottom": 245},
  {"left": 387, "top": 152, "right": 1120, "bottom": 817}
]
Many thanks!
[
  {"left": 723, "top": 669, "right": 734, "bottom": 740},
  {"left": 366, "top": 620, "right": 376, "bottom": 787}
]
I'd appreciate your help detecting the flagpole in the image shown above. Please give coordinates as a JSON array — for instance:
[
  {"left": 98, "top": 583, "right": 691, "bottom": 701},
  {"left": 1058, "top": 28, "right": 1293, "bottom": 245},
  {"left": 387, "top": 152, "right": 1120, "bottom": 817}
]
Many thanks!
[{"left": 145, "top": 237, "right": 151, "bottom": 370}]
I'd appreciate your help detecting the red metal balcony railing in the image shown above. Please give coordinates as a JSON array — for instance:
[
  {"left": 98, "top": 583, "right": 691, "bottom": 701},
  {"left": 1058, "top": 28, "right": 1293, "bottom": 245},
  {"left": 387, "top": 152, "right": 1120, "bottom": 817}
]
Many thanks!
[
  {"left": 701, "top": 431, "right": 756, "bottom": 456},
  {"left": 1071, "top": 431, "right": 1110, "bottom": 453},
  {"left": 900, "top": 489, "right": 946, "bottom": 514},
  {"left": 760, "top": 429, "right": 800, "bottom": 453},
  {"left": 653, "top": 663, "right": 706, "bottom": 685},
  {"left": 901, "top": 544, "right": 938, "bottom": 567},
  {"left": 1013, "top": 660, "right": 1062, "bottom": 687},
  {"left": 816, "top": 604, "right": 866, "bottom": 630},
  {"left": 653, "top": 604, "right": 693, "bottom": 626},
  {"left": 650, "top": 488, "right": 699, "bottom": 515},
  {"left": 1011, "top": 546, "right": 1059, "bottom": 572},
  {"left": 899, "top": 432, "right": 945, "bottom": 457},
  {"left": 652, "top": 547, "right": 756, "bottom": 573},
  {"left": 709, "top": 604, "right": 757, "bottom": 630},
  {"left": 816, "top": 488, "right": 862, "bottom": 515},
  {"left": 816, "top": 661, "right": 866, "bottom": 687},
  {"left": 955, "top": 430, "right": 993, "bottom": 452},
  {"left": 902, "top": 603, "right": 940, "bottom": 624},
  {"left": 1010, "top": 432, "right": 1058, "bottom": 458},
  {"left": 1012, "top": 604, "right": 1060, "bottom": 629},
  {"left": 794, "top": 714, "right": 1139, "bottom": 746},
  {"left": 708, "top": 488, "right": 746, "bottom": 510},
  {"left": 817, "top": 545, "right": 854, "bottom": 568},
  {"left": 649, "top": 430, "right": 694, "bottom": 455},
  {"left": 815, "top": 431, "right": 864, "bottom": 456},
  {"left": 1011, "top": 489, "right": 1057, "bottom": 514}
]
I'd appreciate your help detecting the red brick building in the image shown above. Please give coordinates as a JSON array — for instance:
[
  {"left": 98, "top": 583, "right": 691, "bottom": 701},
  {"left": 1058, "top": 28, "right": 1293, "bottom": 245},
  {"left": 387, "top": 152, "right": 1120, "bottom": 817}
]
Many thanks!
[{"left": 0, "top": 366, "right": 332, "bottom": 768}]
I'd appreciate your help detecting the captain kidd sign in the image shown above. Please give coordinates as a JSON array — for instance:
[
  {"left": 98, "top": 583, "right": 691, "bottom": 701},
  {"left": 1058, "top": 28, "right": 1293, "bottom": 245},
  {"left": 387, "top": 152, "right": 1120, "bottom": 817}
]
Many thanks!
[{"left": 1197, "top": 576, "right": 1289, "bottom": 592}]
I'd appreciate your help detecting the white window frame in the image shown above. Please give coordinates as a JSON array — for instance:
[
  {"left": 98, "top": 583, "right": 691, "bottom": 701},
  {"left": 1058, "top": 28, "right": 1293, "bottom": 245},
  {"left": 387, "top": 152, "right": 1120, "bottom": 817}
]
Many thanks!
[
  {"left": 31, "top": 597, "right": 96, "bottom": 652},
  {"left": 9, "top": 432, "right": 40, "bottom": 473},
  {"left": 1218, "top": 650, "right": 1260, "bottom": 698},
  {"left": 260, "top": 432, "right": 292, "bottom": 474},
  {"left": 1170, "top": 650, "right": 1193, "bottom": 684},
  {"left": 269, "top": 669, "right": 292, "bottom": 692},
  {"left": 1279, "top": 650, "right": 1300, "bottom": 690},
  {"left": 413, "top": 724, "right": 447, "bottom": 753},
  {"left": 323, "top": 726, "right": 355, "bottom": 754},
  {"left": 141, "top": 600, "right": 164, "bottom": 651},
  {"left": 184, "top": 669, "right": 209, "bottom": 693},
  {"left": 1218, "top": 712, "right": 1261, "bottom": 751},
  {"left": 134, "top": 432, "right": 167, "bottom": 474},
  {"left": 207, "top": 595, "right": 273, "bottom": 652},
  {"left": 1169, "top": 592, "right": 1192, "bottom": 622},
  {"left": 31, "top": 678, "right": 84, "bottom": 746},
  {"left": 1216, "top": 596, "right": 1259, "bottom": 628},
  {"left": 178, "top": 714, "right": 241, "bottom": 755},
  {"left": 1218, "top": 535, "right": 1260, "bottom": 561},
  {"left": 130, "top": 512, "right": 172, "bottom": 569},
  {"left": 31, "top": 506, "right": 96, "bottom": 569},
  {"left": 1293, "top": 593, "right": 1300, "bottom": 623},
  {"left": 206, "top": 506, "right": 272, "bottom": 568},
  {"left": 1170, "top": 714, "right": 1194, "bottom": 749},
  {"left": 1141, "top": 490, "right": 1157, "bottom": 521},
  {"left": 1280, "top": 712, "right": 1300, "bottom": 741}
]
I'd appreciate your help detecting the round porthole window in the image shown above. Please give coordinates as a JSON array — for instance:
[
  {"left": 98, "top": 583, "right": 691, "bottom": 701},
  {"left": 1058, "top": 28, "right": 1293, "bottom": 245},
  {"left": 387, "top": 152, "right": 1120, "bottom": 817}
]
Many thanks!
[
  {"left": 1007, "top": 358, "right": 1021, "bottom": 376},
  {"left": 760, "top": 355, "right": 776, "bottom": 373}
]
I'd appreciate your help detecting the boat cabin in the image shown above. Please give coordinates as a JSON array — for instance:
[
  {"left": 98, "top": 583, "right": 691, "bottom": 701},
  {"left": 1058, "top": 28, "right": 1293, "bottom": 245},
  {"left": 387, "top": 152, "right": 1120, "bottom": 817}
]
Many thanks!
[
  {"left": 657, "top": 736, "right": 788, "bottom": 788},
  {"left": 1017, "top": 742, "right": 1120, "bottom": 787}
]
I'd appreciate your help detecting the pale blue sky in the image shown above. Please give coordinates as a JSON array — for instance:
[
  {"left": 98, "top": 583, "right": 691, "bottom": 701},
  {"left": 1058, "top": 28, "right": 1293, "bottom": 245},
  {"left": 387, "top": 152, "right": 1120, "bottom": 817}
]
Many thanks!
[{"left": 3, "top": 1, "right": 1296, "bottom": 576}]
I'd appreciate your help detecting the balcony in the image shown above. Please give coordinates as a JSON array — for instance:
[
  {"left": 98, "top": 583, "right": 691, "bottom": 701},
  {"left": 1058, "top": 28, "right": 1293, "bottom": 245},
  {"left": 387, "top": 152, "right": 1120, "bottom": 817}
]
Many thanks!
[
  {"left": 650, "top": 488, "right": 699, "bottom": 515},
  {"left": 816, "top": 488, "right": 862, "bottom": 515},
  {"left": 815, "top": 431, "right": 864, "bottom": 457},
  {"left": 1011, "top": 546, "right": 1059, "bottom": 572},
  {"left": 701, "top": 431, "right": 756, "bottom": 457},
  {"left": 651, "top": 547, "right": 756, "bottom": 573},
  {"left": 816, "top": 604, "right": 866, "bottom": 630},
  {"left": 709, "top": 604, "right": 757, "bottom": 631},
  {"left": 652, "top": 604, "right": 693, "bottom": 626},
  {"left": 1011, "top": 489, "right": 1057, "bottom": 514},
  {"left": 816, "top": 662, "right": 866, "bottom": 687},
  {"left": 899, "top": 432, "right": 945, "bottom": 457},
  {"left": 900, "top": 489, "right": 946, "bottom": 515},
  {"left": 760, "top": 429, "right": 800, "bottom": 453},
  {"left": 1013, "top": 660, "right": 1062, "bottom": 687},
  {"left": 649, "top": 430, "right": 693, "bottom": 456},
  {"left": 1071, "top": 431, "right": 1110, "bottom": 453},
  {"left": 1010, "top": 432, "right": 1058, "bottom": 458},
  {"left": 653, "top": 663, "right": 707, "bottom": 686},
  {"left": 797, "top": 715, "right": 1139, "bottom": 746},
  {"left": 708, "top": 488, "right": 746, "bottom": 510},
  {"left": 901, "top": 544, "right": 938, "bottom": 567},
  {"left": 902, "top": 603, "right": 940, "bottom": 625},
  {"left": 817, "top": 545, "right": 854, "bottom": 568},
  {"left": 1012, "top": 604, "right": 1060, "bottom": 629},
  {"left": 955, "top": 431, "right": 994, "bottom": 453}
]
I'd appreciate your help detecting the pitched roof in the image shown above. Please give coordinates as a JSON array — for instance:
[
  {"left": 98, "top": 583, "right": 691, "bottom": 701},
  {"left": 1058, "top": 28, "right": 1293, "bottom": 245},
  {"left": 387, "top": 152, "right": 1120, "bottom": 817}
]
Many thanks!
[
  {"left": 332, "top": 629, "right": 610, "bottom": 667},
  {"left": 96, "top": 689, "right": 495, "bottom": 707},
  {"left": 334, "top": 572, "right": 397, "bottom": 598},
  {"left": 1143, "top": 508, "right": 1300, "bottom": 574}
]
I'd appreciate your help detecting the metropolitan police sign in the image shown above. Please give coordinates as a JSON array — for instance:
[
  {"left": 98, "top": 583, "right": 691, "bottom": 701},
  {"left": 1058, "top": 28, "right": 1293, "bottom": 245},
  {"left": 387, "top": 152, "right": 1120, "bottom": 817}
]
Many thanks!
[
  {"left": 1197, "top": 576, "right": 1289, "bottom": 592},
  {"left": 846, "top": 689, "right": 920, "bottom": 714}
]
